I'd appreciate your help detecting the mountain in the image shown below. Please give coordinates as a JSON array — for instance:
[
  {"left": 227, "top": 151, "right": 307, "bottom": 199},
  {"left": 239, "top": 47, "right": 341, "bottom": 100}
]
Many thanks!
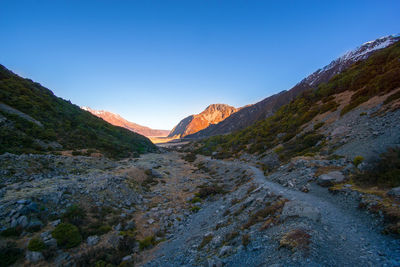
[
  {"left": 168, "top": 104, "right": 238, "bottom": 138},
  {"left": 0, "top": 64, "right": 156, "bottom": 158},
  {"left": 188, "top": 35, "right": 400, "bottom": 138},
  {"left": 197, "top": 38, "right": 400, "bottom": 159},
  {"left": 81, "top": 107, "right": 170, "bottom": 137}
]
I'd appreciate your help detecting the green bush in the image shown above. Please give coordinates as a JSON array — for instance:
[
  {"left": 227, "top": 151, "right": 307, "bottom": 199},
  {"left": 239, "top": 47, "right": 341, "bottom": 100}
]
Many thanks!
[
  {"left": 138, "top": 236, "right": 156, "bottom": 250},
  {"left": 62, "top": 205, "right": 86, "bottom": 225},
  {"left": 353, "top": 156, "right": 364, "bottom": 167},
  {"left": 0, "top": 227, "right": 21, "bottom": 237},
  {"left": 52, "top": 223, "right": 82, "bottom": 248},
  {"left": 354, "top": 147, "right": 400, "bottom": 187},
  {"left": 0, "top": 242, "right": 23, "bottom": 266},
  {"left": 28, "top": 238, "right": 46, "bottom": 252}
]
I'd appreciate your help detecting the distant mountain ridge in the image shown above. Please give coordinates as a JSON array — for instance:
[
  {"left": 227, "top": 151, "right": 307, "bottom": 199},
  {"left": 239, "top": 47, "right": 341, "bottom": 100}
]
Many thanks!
[
  {"left": 81, "top": 107, "right": 170, "bottom": 137},
  {"left": 187, "top": 34, "right": 400, "bottom": 138},
  {"left": 168, "top": 104, "right": 238, "bottom": 138}
]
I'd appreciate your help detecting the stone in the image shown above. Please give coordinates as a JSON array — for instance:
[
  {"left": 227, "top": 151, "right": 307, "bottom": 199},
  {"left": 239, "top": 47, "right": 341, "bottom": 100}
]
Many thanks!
[
  {"left": 124, "top": 219, "right": 136, "bottom": 230},
  {"left": 87, "top": 235, "right": 99, "bottom": 246},
  {"left": 26, "top": 251, "right": 44, "bottom": 263},
  {"left": 219, "top": 245, "right": 232, "bottom": 256},
  {"left": 281, "top": 201, "right": 321, "bottom": 222},
  {"left": 147, "top": 219, "right": 155, "bottom": 225},
  {"left": 51, "top": 219, "right": 61, "bottom": 227},
  {"left": 208, "top": 257, "right": 223, "bottom": 267},
  {"left": 387, "top": 187, "right": 400, "bottom": 200},
  {"left": 17, "top": 215, "right": 29, "bottom": 228},
  {"left": 317, "top": 171, "right": 345, "bottom": 187},
  {"left": 26, "top": 219, "right": 43, "bottom": 232},
  {"left": 121, "top": 255, "right": 133, "bottom": 262},
  {"left": 114, "top": 223, "right": 122, "bottom": 231},
  {"left": 44, "top": 238, "right": 57, "bottom": 248}
]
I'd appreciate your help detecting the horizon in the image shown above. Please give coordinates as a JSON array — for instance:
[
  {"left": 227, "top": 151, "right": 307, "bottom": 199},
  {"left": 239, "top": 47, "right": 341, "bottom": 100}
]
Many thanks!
[{"left": 1, "top": 0, "right": 399, "bottom": 130}]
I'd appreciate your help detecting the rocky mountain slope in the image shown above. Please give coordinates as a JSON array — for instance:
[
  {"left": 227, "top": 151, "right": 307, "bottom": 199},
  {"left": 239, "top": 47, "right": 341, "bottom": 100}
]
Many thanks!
[
  {"left": 0, "top": 64, "right": 156, "bottom": 158},
  {"left": 197, "top": 39, "right": 400, "bottom": 162},
  {"left": 81, "top": 107, "right": 170, "bottom": 137},
  {"left": 168, "top": 104, "right": 238, "bottom": 138},
  {"left": 188, "top": 35, "right": 400, "bottom": 138}
]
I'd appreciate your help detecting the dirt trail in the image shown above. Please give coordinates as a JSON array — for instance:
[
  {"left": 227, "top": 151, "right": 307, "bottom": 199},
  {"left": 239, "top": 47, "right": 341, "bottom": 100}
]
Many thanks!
[{"left": 140, "top": 156, "right": 400, "bottom": 266}]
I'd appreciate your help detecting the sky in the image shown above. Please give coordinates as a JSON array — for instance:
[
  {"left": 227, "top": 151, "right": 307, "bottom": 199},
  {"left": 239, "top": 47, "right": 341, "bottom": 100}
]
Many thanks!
[{"left": 0, "top": 1, "right": 399, "bottom": 130}]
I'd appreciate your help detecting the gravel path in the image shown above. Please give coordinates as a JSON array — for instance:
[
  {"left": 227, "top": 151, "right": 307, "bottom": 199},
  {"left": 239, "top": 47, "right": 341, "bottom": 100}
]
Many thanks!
[{"left": 141, "top": 158, "right": 400, "bottom": 267}]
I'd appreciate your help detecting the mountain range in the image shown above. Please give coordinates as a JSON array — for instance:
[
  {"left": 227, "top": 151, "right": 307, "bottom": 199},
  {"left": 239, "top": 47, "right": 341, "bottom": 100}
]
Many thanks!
[
  {"left": 186, "top": 35, "right": 400, "bottom": 138},
  {"left": 81, "top": 107, "right": 170, "bottom": 138}
]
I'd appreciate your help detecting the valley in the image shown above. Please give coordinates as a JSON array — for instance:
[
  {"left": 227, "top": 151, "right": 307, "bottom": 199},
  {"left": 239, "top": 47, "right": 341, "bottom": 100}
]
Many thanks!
[{"left": 1, "top": 35, "right": 400, "bottom": 266}]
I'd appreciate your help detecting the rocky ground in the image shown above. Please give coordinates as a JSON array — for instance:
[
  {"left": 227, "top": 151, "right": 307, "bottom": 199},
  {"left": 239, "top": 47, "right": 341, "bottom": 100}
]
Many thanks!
[
  {"left": 1, "top": 148, "right": 399, "bottom": 266},
  {"left": 1, "top": 98, "right": 400, "bottom": 267}
]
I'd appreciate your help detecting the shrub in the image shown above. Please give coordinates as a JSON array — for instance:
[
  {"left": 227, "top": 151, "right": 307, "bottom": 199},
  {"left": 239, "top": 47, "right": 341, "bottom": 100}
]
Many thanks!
[
  {"left": 28, "top": 238, "right": 46, "bottom": 252},
  {"left": 313, "top": 122, "right": 324, "bottom": 130},
  {"left": 138, "top": 235, "right": 156, "bottom": 250},
  {"left": 242, "top": 234, "right": 250, "bottom": 247},
  {"left": 0, "top": 227, "right": 21, "bottom": 237},
  {"left": 196, "top": 184, "right": 226, "bottom": 199},
  {"left": 279, "top": 229, "right": 311, "bottom": 251},
  {"left": 62, "top": 204, "right": 86, "bottom": 225},
  {"left": 354, "top": 147, "right": 400, "bottom": 187},
  {"left": 0, "top": 242, "right": 23, "bottom": 266},
  {"left": 199, "top": 234, "right": 213, "bottom": 249},
  {"left": 190, "top": 206, "right": 201, "bottom": 213},
  {"left": 52, "top": 223, "right": 82, "bottom": 248},
  {"left": 353, "top": 156, "right": 364, "bottom": 167}
]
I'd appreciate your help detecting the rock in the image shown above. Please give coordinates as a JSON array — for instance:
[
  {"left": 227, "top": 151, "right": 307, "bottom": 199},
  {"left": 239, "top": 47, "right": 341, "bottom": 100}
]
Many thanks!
[
  {"left": 87, "top": 235, "right": 99, "bottom": 246},
  {"left": 124, "top": 219, "right": 136, "bottom": 230},
  {"left": 26, "top": 219, "right": 43, "bottom": 232},
  {"left": 219, "top": 245, "right": 232, "bottom": 256},
  {"left": 317, "top": 171, "right": 345, "bottom": 187},
  {"left": 121, "top": 255, "right": 133, "bottom": 262},
  {"left": 114, "top": 223, "right": 122, "bottom": 231},
  {"left": 208, "top": 257, "right": 223, "bottom": 267},
  {"left": 44, "top": 238, "right": 57, "bottom": 248},
  {"left": 281, "top": 201, "right": 321, "bottom": 222},
  {"left": 17, "top": 215, "right": 29, "bottom": 228},
  {"left": 51, "top": 219, "right": 61, "bottom": 227},
  {"left": 147, "top": 219, "right": 155, "bottom": 225},
  {"left": 26, "top": 251, "right": 44, "bottom": 263},
  {"left": 387, "top": 187, "right": 400, "bottom": 200}
]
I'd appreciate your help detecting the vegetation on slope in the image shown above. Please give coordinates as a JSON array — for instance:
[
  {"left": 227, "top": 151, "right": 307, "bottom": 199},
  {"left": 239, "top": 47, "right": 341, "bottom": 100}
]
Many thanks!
[
  {"left": 0, "top": 64, "right": 156, "bottom": 158},
  {"left": 196, "top": 41, "right": 400, "bottom": 159}
]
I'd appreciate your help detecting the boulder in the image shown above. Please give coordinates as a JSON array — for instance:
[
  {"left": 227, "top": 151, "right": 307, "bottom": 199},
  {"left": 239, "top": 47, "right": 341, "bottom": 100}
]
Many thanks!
[
  {"left": 387, "top": 187, "right": 400, "bottom": 200},
  {"left": 26, "top": 251, "right": 44, "bottom": 263},
  {"left": 219, "top": 245, "right": 232, "bottom": 256},
  {"left": 317, "top": 171, "right": 345, "bottom": 187},
  {"left": 281, "top": 201, "right": 321, "bottom": 222},
  {"left": 87, "top": 235, "right": 99, "bottom": 246}
]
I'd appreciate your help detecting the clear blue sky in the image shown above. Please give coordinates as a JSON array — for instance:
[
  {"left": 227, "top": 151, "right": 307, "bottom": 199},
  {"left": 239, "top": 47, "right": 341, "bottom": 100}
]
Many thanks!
[{"left": 0, "top": 0, "right": 399, "bottom": 130}]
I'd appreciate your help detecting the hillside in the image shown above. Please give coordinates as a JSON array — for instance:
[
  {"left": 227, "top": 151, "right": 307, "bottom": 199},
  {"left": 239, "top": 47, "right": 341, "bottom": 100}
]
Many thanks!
[
  {"left": 0, "top": 65, "right": 156, "bottom": 158},
  {"left": 81, "top": 107, "right": 170, "bottom": 137},
  {"left": 188, "top": 35, "right": 400, "bottom": 138},
  {"left": 168, "top": 104, "right": 238, "bottom": 138},
  {"left": 196, "top": 39, "right": 400, "bottom": 161}
]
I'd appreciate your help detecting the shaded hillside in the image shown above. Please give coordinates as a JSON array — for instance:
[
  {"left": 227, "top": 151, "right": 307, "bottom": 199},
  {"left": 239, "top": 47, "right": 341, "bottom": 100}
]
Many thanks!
[
  {"left": 197, "top": 40, "right": 400, "bottom": 158},
  {"left": 0, "top": 65, "right": 156, "bottom": 158},
  {"left": 81, "top": 107, "right": 170, "bottom": 137},
  {"left": 168, "top": 104, "right": 237, "bottom": 138},
  {"left": 188, "top": 35, "right": 400, "bottom": 138}
]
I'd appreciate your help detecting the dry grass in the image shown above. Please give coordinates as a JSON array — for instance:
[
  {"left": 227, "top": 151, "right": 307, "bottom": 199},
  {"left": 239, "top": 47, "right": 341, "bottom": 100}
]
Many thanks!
[
  {"left": 314, "top": 166, "right": 343, "bottom": 177},
  {"left": 279, "top": 228, "right": 311, "bottom": 251},
  {"left": 242, "top": 198, "right": 287, "bottom": 229}
]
